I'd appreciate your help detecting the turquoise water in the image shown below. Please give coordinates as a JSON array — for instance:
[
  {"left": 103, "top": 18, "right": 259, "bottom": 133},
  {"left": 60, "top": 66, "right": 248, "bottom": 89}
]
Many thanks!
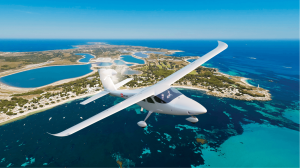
[
  {"left": 134, "top": 52, "right": 148, "bottom": 58},
  {"left": 0, "top": 40, "right": 298, "bottom": 167},
  {"left": 114, "top": 60, "right": 126, "bottom": 65},
  {"left": 187, "top": 59, "right": 196, "bottom": 63},
  {"left": 0, "top": 64, "right": 92, "bottom": 88},
  {"left": 200, "top": 123, "right": 299, "bottom": 167},
  {"left": 76, "top": 53, "right": 95, "bottom": 63},
  {"left": 0, "top": 88, "right": 298, "bottom": 167},
  {"left": 94, "top": 62, "right": 113, "bottom": 66},
  {"left": 126, "top": 64, "right": 134, "bottom": 66},
  {"left": 121, "top": 55, "right": 145, "bottom": 64}
]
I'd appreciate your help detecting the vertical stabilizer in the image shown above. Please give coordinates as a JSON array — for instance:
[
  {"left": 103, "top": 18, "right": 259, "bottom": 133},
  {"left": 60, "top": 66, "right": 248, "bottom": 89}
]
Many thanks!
[{"left": 99, "top": 69, "right": 117, "bottom": 91}]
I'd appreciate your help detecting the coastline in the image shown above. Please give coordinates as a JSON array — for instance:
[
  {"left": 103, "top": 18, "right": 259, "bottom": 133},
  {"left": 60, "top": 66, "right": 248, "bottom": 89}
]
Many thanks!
[
  {"left": 240, "top": 78, "right": 253, "bottom": 87},
  {"left": 184, "top": 58, "right": 256, "bottom": 88},
  {"left": 172, "top": 85, "right": 208, "bottom": 92},
  {"left": 0, "top": 85, "right": 205, "bottom": 126},
  {"left": 0, "top": 43, "right": 271, "bottom": 126},
  {"left": 0, "top": 90, "right": 99, "bottom": 126},
  {"left": 0, "top": 80, "right": 271, "bottom": 126}
]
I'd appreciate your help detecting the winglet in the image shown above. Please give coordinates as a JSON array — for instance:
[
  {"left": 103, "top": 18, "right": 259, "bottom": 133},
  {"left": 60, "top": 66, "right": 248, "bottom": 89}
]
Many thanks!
[
  {"left": 217, "top": 41, "right": 228, "bottom": 51},
  {"left": 47, "top": 132, "right": 70, "bottom": 137}
]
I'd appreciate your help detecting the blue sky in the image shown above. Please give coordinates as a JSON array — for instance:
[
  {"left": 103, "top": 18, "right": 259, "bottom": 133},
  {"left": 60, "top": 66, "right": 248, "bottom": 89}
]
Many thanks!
[{"left": 0, "top": 0, "right": 298, "bottom": 39}]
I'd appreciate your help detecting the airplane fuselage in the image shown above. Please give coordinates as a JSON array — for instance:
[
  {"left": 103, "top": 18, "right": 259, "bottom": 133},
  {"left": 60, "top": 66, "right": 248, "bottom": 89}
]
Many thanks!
[{"left": 109, "top": 87, "right": 207, "bottom": 116}]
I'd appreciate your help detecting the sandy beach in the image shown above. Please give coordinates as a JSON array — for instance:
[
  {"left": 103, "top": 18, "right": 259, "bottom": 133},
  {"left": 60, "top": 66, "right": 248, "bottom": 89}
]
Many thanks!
[
  {"left": 0, "top": 90, "right": 100, "bottom": 126},
  {"left": 172, "top": 85, "right": 208, "bottom": 92},
  {"left": 240, "top": 78, "right": 254, "bottom": 87}
]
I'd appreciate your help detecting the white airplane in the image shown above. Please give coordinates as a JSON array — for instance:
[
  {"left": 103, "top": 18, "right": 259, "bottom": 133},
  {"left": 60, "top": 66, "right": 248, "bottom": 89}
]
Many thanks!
[{"left": 49, "top": 41, "right": 228, "bottom": 137}]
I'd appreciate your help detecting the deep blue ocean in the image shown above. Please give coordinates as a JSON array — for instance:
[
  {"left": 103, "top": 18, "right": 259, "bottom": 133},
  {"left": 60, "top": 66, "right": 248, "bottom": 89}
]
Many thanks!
[{"left": 0, "top": 39, "right": 299, "bottom": 167}]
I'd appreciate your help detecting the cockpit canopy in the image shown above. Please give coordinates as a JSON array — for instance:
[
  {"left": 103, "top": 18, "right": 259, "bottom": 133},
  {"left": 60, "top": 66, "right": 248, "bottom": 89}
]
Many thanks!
[{"left": 154, "top": 87, "right": 182, "bottom": 103}]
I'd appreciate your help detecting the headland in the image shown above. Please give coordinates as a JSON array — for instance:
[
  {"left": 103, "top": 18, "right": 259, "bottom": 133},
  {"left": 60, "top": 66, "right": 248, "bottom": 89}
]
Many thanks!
[{"left": 0, "top": 42, "right": 271, "bottom": 125}]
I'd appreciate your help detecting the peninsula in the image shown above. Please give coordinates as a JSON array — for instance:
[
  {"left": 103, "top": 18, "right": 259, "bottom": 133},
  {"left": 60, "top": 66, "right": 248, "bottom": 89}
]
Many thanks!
[{"left": 0, "top": 42, "right": 271, "bottom": 125}]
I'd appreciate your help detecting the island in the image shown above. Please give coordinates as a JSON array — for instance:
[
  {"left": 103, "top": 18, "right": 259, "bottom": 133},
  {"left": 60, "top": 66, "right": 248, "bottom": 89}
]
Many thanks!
[{"left": 0, "top": 42, "right": 271, "bottom": 125}]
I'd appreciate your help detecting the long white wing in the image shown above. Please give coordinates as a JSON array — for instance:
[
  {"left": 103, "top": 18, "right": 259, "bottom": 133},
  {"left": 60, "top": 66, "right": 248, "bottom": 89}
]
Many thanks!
[
  {"left": 160, "top": 41, "right": 228, "bottom": 86},
  {"left": 80, "top": 91, "right": 109, "bottom": 105},
  {"left": 48, "top": 88, "right": 156, "bottom": 137}
]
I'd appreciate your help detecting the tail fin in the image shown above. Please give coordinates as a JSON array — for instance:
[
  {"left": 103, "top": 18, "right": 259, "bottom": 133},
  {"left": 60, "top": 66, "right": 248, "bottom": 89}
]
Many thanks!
[
  {"left": 99, "top": 69, "right": 117, "bottom": 91},
  {"left": 99, "top": 69, "right": 134, "bottom": 91}
]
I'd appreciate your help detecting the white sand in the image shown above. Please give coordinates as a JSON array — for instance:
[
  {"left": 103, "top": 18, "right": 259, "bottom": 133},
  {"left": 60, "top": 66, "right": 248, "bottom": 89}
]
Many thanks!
[{"left": 0, "top": 90, "right": 100, "bottom": 125}]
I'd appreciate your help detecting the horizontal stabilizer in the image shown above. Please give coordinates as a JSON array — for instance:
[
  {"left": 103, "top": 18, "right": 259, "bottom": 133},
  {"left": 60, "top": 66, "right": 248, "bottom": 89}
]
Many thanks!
[
  {"left": 80, "top": 91, "right": 109, "bottom": 105},
  {"left": 115, "top": 78, "right": 133, "bottom": 89}
]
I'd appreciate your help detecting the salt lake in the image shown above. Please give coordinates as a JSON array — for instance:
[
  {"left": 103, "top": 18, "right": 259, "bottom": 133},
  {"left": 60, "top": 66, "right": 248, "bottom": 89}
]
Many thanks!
[
  {"left": 120, "top": 55, "right": 145, "bottom": 64},
  {"left": 0, "top": 64, "right": 93, "bottom": 88},
  {"left": 75, "top": 53, "right": 95, "bottom": 63}
]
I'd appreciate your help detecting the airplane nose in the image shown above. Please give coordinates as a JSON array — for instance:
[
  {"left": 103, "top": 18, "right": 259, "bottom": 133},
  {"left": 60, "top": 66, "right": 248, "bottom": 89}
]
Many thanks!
[
  {"left": 188, "top": 103, "right": 207, "bottom": 115},
  {"left": 199, "top": 104, "right": 207, "bottom": 114},
  {"left": 172, "top": 95, "right": 207, "bottom": 115}
]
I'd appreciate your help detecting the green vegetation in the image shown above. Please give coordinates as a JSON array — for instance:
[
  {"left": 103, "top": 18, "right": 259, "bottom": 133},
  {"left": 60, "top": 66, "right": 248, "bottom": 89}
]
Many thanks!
[
  {"left": 0, "top": 97, "right": 28, "bottom": 114},
  {"left": 130, "top": 60, "right": 265, "bottom": 97},
  {"left": 6, "top": 112, "right": 17, "bottom": 115},
  {"left": 152, "top": 69, "right": 174, "bottom": 78},
  {"left": 0, "top": 52, "right": 82, "bottom": 65},
  {"left": 12, "top": 90, "right": 44, "bottom": 96},
  {"left": 1, "top": 65, "right": 14, "bottom": 70},
  {"left": 91, "top": 48, "right": 121, "bottom": 58}
]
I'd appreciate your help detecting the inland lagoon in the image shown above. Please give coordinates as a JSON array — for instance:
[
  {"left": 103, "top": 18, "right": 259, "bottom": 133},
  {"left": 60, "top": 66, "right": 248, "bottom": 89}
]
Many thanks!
[
  {"left": 120, "top": 55, "right": 145, "bottom": 64},
  {"left": 0, "top": 64, "right": 93, "bottom": 88},
  {"left": 114, "top": 60, "right": 126, "bottom": 65},
  {"left": 93, "top": 62, "right": 113, "bottom": 67},
  {"left": 134, "top": 52, "right": 148, "bottom": 58},
  {"left": 76, "top": 53, "right": 95, "bottom": 63}
]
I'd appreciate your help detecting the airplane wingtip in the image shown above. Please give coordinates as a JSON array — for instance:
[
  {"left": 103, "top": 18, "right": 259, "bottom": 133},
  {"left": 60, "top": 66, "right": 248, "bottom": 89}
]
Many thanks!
[
  {"left": 47, "top": 132, "right": 69, "bottom": 137},
  {"left": 217, "top": 41, "right": 228, "bottom": 50}
]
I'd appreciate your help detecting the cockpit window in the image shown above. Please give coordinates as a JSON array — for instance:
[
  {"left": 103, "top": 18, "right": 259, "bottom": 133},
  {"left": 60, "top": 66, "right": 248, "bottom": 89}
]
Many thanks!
[
  {"left": 155, "top": 87, "right": 182, "bottom": 103},
  {"left": 154, "top": 96, "right": 166, "bottom": 104},
  {"left": 146, "top": 97, "right": 155, "bottom": 104}
]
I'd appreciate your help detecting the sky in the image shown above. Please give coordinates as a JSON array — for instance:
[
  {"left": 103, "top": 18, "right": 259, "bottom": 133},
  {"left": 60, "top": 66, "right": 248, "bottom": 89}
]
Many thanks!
[{"left": 0, "top": 0, "right": 298, "bottom": 39}]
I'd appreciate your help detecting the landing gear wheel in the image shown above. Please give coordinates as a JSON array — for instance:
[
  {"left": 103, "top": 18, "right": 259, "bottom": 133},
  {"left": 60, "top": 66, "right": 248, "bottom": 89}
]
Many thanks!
[
  {"left": 186, "top": 116, "right": 199, "bottom": 123},
  {"left": 137, "top": 121, "right": 147, "bottom": 128},
  {"left": 137, "top": 111, "right": 153, "bottom": 128}
]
